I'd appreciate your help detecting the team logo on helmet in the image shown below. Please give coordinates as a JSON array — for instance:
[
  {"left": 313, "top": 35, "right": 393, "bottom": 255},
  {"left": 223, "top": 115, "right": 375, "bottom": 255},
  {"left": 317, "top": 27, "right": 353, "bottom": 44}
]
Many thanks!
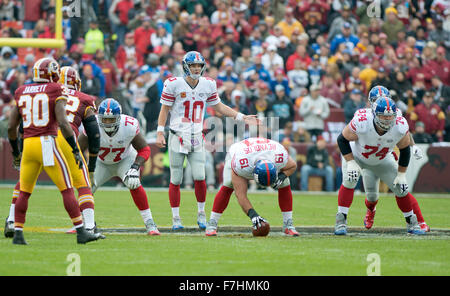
[
  {"left": 253, "top": 159, "right": 277, "bottom": 187},
  {"left": 98, "top": 98, "right": 122, "bottom": 134},
  {"left": 59, "top": 66, "right": 82, "bottom": 91},
  {"left": 182, "top": 51, "right": 206, "bottom": 80},
  {"left": 372, "top": 96, "right": 397, "bottom": 131},
  {"left": 368, "top": 85, "right": 390, "bottom": 105},
  {"left": 33, "top": 57, "right": 60, "bottom": 83}
]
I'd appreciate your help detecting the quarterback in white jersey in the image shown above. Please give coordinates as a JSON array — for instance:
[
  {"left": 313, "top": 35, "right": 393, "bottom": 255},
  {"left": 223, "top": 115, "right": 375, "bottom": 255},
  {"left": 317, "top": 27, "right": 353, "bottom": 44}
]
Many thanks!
[
  {"left": 205, "top": 137, "right": 300, "bottom": 237},
  {"left": 334, "top": 96, "right": 426, "bottom": 236},
  {"left": 155, "top": 51, "right": 260, "bottom": 231},
  {"left": 355, "top": 86, "right": 428, "bottom": 232},
  {"left": 79, "top": 98, "right": 160, "bottom": 235}
]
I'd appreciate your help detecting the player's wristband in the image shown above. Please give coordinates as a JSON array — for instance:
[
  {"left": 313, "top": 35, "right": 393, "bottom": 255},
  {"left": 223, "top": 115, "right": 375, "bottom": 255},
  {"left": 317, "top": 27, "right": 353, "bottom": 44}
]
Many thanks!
[
  {"left": 247, "top": 208, "right": 259, "bottom": 219},
  {"left": 88, "top": 155, "right": 97, "bottom": 172},
  {"left": 65, "top": 136, "right": 79, "bottom": 152},
  {"left": 157, "top": 126, "right": 165, "bottom": 133},
  {"left": 235, "top": 112, "right": 244, "bottom": 121},
  {"left": 9, "top": 138, "right": 20, "bottom": 157},
  {"left": 131, "top": 163, "right": 140, "bottom": 170}
]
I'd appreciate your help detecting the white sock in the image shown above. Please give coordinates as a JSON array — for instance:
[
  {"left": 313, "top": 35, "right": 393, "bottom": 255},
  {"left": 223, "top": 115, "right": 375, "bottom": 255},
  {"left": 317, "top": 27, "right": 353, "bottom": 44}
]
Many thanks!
[
  {"left": 8, "top": 204, "right": 15, "bottom": 222},
  {"left": 82, "top": 208, "right": 95, "bottom": 229},
  {"left": 282, "top": 211, "right": 293, "bottom": 222},
  {"left": 197, "top": 202, "right": 205, "bottom": 213},
  {"left": 140, "top": 209, "right": 153, "bottom": 222},
  {"left": 172, "top": 207, "right": 180, "bottom": 218},
  {"left": 338, "top": 206, "right": 349, "bottom": 215},
  {"left": 210, "top": 212, "right": 222, "bottom": 222},
  {"left": 403, "top": 210, "right": 414, "bottom": 218},
  {"left": 74, "top": 223, "right": 84, "bottom": 229}
]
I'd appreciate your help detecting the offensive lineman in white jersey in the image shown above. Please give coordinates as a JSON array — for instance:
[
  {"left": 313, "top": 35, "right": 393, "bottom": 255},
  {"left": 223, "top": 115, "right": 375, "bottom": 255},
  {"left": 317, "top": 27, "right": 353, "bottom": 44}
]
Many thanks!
[
  {"left": 205, "top": 137, "right": 300, "bottom": 237},
  {"left": 156, "top": 51, "right": 260, "bottom": 230},
  {"left": 356, "top": 86, "right": 429, "bottom": 232},
  {"left": 79, "top": 98, "right": 160, "bottom": 235},
  {"left": 335, "top": 96, "right": 426, "bottom": 235}
]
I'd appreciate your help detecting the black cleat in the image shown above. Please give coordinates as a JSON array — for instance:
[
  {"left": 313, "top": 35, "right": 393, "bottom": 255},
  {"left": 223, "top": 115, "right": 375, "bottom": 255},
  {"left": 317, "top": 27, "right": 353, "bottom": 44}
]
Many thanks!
[
  {"left": 76, "top": 226, "right": 103, "bottom": 244},
  {"left": 4, "top": 217, "right": 14, "bottom": 238},
  {"left": 86, "top": 223, "right": 106, "bottom": 239},
  {"left": 12, "top": 230, "right": 28, "bottom": 245}
]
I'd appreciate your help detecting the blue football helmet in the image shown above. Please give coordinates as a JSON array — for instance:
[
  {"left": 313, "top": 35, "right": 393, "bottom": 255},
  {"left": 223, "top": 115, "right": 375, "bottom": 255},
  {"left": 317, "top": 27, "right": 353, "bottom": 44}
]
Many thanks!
[
  {"left": 372, "top": 96, "right": 397, "bottom": 131},
  {"left": 253, "top": 159, "right": 277, "bottom": 187},
  {"left": 182, "top": 51, "right": 206, "bottom": 80},
  {"left": 98, "top": 98, "right": 122, "bottom": 134},
  {"left": 368, "top": 85, "right": 391, "bottom": 105}
]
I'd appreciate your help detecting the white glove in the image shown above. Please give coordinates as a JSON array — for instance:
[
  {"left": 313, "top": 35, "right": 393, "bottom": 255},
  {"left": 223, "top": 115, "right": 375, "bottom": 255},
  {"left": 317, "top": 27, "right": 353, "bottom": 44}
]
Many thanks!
[
  {"left": 123, "top": 166, "right": 141, "bottom": 189},
  {"left": 412, "top": 145, "right": 423, "bottom": 160},
  {"left": 251, "top": 216, "right": 268, "bottom": 230},
  {"left": 393, "top": 172, "right": 409, "bottom": 195},
  {"left": 346, "top": 160, "right": 361, "bottom": 183}
]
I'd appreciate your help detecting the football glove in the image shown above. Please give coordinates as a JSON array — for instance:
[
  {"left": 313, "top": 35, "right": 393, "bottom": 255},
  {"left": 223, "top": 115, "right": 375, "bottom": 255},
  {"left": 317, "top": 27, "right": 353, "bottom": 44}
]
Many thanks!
[
  {"left": 393, "top": 172, "right": 409, "bottom": 195},
  {"left": 72, "top": 149, "right": 84, "bottom": 169},
  {"left": 346, "top": 159, "right": 361, "bottom": 183},
  {"left": 271, "top": 172, "right": 288, "bottom": 190},
  {"left": 251, "top": 215, "right": 268, "bottom": 230},
  {"left": 412, "top": 145, "right": 423, "bottom": 160},
  {"left": 12, "top": 153, "right": 21, "bottom": 171},
  {"left": 124, "top": 164, "right": 141, "bottom": 190}
]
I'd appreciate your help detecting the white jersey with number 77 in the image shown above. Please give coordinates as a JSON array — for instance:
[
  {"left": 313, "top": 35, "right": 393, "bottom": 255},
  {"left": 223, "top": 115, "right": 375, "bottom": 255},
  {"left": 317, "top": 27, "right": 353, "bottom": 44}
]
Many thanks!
[{"left": 160, "top": 76, "right": 220, "bottom": 135}]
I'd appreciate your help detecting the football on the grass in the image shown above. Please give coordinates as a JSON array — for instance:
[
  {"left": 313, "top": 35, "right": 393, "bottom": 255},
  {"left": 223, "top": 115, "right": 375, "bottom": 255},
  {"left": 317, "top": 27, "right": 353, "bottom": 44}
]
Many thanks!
[{"left": 252, "top": 221, "right": 270, "bottom": 237}]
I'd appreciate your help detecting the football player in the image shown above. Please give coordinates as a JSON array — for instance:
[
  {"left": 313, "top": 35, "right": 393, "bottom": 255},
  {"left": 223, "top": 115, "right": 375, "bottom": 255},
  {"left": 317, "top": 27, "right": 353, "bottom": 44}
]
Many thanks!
[
  {"left": 205, "top": 137, "right": 300, "bottom": 237},
  {"left": 335, "top": 96, "right": 426, "bottom": 235},
  {"left": 4, "top": 67, "right": 104, "bottom": 238},
  {"left": 78, "top": 98, "right": 160, "bottom": 235},
  {"left": 155, "top": 51, "right": 259, "bottom": 230},
  {"left": 7, "top": 57, "right": 102, "bottom": 244},
  {"left": 358, "top": 86, "right": 429, "bottom": 232}
]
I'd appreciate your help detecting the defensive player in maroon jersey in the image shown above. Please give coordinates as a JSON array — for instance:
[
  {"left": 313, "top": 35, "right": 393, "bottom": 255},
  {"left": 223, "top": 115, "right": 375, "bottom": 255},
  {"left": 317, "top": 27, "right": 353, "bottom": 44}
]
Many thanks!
[{"left": 7, "top": 57, "right": 102, "bottom": 245}]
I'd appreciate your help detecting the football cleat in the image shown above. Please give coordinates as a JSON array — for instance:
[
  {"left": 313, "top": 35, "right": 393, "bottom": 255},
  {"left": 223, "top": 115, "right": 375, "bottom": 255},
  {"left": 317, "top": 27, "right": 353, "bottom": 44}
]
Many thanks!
[
  {"left": 172, "top": 216, "right": 184, "bottom": 230},
  {"left": 205, "top": 219, "right": 218, "bottom": 236},
  {"left": 86, "top": 223, "right": 106, "bottom": 239},
  {"left": 419, "top": 222, "right": 430, "bottom": 232},
  {"left": 145, "top": 219, "right": 161, "bottom": 236},
  {"left": 334, "top": 212, "right": 347, "bottom": 235},
  {"left": 197, "top": 211, "right": 207, "bottom": 230},
  {"left": 4, "top": 217, "right": 14, "bottom": 238},
  {"left": 12, "top": 230, "right": 27, "bottom": 245},
  {"left": 363, "top": 209, "right": 376, "bottom": 229},
  {"left": 282, "top": 219, "right": 300, "bottom": 236},
  {"left": 406, "top": 214, "right": 426, "bottom": 235},
  {"left": 76, "top": 226, "right": 103, "bottom": 244}
]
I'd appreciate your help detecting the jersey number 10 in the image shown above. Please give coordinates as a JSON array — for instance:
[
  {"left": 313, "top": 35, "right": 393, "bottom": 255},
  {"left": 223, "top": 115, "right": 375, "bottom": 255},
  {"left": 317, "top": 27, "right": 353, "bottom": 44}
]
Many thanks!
[{"left": 183, "top": 101, "right": 204, "bottom": 123}]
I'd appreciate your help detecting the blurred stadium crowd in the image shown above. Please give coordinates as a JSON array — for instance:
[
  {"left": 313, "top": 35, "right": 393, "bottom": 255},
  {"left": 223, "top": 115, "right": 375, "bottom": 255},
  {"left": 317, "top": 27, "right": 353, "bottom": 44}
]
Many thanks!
[{"left": 0, "top": 0, "right": 449, "bottom": 190}]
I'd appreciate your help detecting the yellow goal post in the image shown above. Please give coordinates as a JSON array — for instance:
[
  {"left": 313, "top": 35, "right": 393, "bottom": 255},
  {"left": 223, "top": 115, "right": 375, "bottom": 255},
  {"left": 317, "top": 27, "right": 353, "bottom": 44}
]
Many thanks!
[{"left": 0, "top": 0, "right": 65, "bottom": 49}]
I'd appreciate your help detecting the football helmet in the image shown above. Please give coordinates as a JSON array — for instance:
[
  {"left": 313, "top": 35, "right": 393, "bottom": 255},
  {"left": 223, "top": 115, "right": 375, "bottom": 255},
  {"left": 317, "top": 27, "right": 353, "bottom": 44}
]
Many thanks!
[
  {"left": 372, "top": 96, "right": 397, "bottom": 131},
  {"left": 98, "top": 98, "right": 122, "bottom": 134},
  {"left": 59, "top": 66, "right": 82, "bottom": 91},
  {"left": 253, "top": 159, "right": 277, "bottom": 187},
  {"left": 32, "top": 57, "right": 60, "bottom": 83},
  {"left": 368, "top": 85, "right": 390, "bottom": 105},
  {"left": 182, "top": 51, "right": 206, "bottom": 80}
]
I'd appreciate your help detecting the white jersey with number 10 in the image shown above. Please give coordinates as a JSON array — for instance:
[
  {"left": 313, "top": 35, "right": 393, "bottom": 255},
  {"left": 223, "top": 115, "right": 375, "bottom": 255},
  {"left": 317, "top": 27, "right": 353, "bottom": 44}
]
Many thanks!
[{"left": 160, "top": 76, "right": 220, "bottom": 135}]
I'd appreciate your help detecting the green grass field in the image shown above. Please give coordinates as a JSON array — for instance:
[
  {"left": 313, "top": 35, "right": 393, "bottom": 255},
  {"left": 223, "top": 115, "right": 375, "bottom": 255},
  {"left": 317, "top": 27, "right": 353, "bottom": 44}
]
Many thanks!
[{"left": 0, "top": 185, "right": 449, "bottom": 276}]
